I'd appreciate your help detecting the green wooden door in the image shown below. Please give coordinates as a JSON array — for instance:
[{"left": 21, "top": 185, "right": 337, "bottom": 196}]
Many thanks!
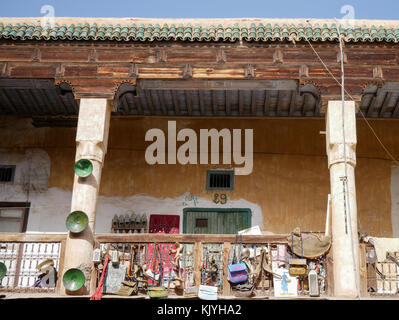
[{"left": 183, "top": 208, "right": 251, "bottom": 234}]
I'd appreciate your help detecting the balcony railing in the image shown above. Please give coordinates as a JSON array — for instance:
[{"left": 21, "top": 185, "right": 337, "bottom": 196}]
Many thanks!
[
  {"left": 0, "top": 233, "right": 66, "bottom": 293},
  {"left": 0, "top": 232, "right": 338, "bottom": 298}
]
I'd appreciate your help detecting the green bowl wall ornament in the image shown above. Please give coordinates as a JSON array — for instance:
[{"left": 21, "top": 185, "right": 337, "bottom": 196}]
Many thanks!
[
  {"left": 74, "top": 159, "right": 93, "bottom": 178},
  {"left": 66, "top": 211, "right": 89, "bottom": 233},
  {"left": 62, "top": 268, "right": 85, "bottom": 292},
  {"left": 0, "top": 262, "right": 7, "bottom": 281}
]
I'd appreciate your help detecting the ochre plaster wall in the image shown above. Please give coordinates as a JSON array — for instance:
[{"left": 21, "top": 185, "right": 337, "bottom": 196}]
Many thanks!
[{"left": 0, "top": 115, "right": 397, "bottom": 236}]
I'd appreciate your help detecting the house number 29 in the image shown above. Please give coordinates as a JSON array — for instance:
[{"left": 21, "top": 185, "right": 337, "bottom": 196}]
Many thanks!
[{"left": 213, "top": 193, "right": 227, "bottom": 204}]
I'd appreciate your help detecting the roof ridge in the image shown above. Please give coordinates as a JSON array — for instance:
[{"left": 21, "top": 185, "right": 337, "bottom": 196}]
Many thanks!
[{"left": 1, "top": 17, "right": 398, "bottom": 43}]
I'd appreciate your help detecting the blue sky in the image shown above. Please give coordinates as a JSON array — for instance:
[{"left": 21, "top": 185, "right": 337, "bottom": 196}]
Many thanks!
[{"left": 0, "top": 0, "right": 398, "bottom": 20}]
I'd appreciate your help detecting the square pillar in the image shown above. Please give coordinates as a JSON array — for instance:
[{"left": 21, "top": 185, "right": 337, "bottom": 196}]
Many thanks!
[
  {"left": 326, "top": 100, "right": 360, "bottom": 298},
  {"left": 61, "top": 98, "right": 111, "bottom": 295}
]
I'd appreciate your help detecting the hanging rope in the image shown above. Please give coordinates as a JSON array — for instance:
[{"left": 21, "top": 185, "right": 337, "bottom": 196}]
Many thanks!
[{"left": 90, "top": 254, "right": 109, "bottom": 300}]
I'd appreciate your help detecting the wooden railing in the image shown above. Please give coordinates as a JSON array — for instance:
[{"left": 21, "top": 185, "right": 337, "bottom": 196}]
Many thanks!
[
  {"left": 0, "top": 233, "right": 335, "bottom": 298},
  {"left": 94, "top": 233, "right": 332, "bottom": 298},
  {"left": 0, "top": 233, "right": 67, "bottom": 294}
]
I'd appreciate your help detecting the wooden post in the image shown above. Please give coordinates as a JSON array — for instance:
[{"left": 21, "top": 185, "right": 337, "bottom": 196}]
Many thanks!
[
  {"left": 326, "top": 250, "right": 334, "bottom": 297},
  {"left": 359, "top": 243, "right": 368, "bottom": 297},
  {"left": 61, "top": 98, "right": 111, "bottom": 295},
  {"left": 56, "top": 240, "right": 66, "bottom": 294},
  {"left": 222, "top": 242, "right": 232, "bottom": 297},
  {"left": 193, "top": 241, "right": 202, "bottom": 289}
]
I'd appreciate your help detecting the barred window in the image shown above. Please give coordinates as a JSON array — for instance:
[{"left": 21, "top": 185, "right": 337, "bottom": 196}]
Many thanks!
[
  {"left": 0, "top": 165, "right": 16, "bottom": 183},
  {"left": 206, "top": 170, "right": 234, "bottom": 191}
]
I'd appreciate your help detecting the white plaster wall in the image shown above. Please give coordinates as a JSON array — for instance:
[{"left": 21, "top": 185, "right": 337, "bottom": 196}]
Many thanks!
[
  {"left": 391, "top": 166, "right": 399, "bottom": 237},
  {"left": 0, "top": 149, "right": 263, "bottom": 234}
]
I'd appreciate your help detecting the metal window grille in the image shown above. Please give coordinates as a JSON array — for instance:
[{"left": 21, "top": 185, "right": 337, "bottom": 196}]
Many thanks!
[
  {"left": 206, "top": 170, "right": 234, "bottom": 190},
  {"left": 0, "top": 166, "right": 15, "bottom": 183}
]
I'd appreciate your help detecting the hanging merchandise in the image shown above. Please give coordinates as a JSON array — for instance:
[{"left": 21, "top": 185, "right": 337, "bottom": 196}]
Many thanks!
[
  {"left": 228, "top": 234, "right": 248, "bottom": 284},
  {"left": 288, "top": 232, "right": 307, "bottom": 277},
  {"left": 35, "top": 259, "right": 57, "bottom": 288},
  {"left": 198, "top": 285, "right": 218, "bottom": 300},
  {"left": 235, "top": 247, "right": 268, "bottom": 298},
  {"left": 287, "top": 228, "right": 331, "bottom": 259},
  {"left": 147, "top": 244, "right": 168, "bottom": 299},
  {"left": 66, "top": 211, "right": 89, "bottom": 233},
  {"left": 103, "top": 262, "right": 127, "bottom": 294},
  {"left": 148, "top": 286, "right": 169, "bottom": 298},
  {"left": 90, "top": 254, "right": 110, "bottom": 300},
  {"left": 308, "top": 269, "right": 319, "bottom": 297},
  {"left": 182, "top": 247, "right": 197, "bottom": 297},
  {"left": 273, "top": 267, "right": 298, "bottom": 298},
  {"left": 116, "top": 280, "right": 138, "bottom": 296},
  {"left": 145, "top": 243, "right": 161, "bottom": 282},
  {"left": 147, "top": 215, "right": 180, "bottom": 285},
  {"left": 169, "top": 242, "right": 184, "bottom": 290},
  {"left": 73, "top": 159, "right": 93, "bottom": 178},
  {"left": 74, "top": 159, "right": 93, "bottom": 178},
  {"left": 0, "top": 262, "right": 7, "bottom": 281},
  {"left": 63, "top": 268, "right": 86, "bottom": 292}
]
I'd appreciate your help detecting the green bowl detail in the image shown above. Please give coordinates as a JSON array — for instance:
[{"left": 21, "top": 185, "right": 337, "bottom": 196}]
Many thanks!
[
  {"left": 66, "top": 211, "right": 89, "bottom": 233},
  {"left": 62, "top": 268, "right": 85, "bottom": 292},
  {"left": 0, "top": 262, "right": 7, "bottom": 281},
  {"left": 74, "top": 159, "right": 93, "bottom": 178}
]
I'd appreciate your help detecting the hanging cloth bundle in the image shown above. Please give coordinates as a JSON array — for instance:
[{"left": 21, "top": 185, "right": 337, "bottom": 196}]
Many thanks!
[
  {"left": 228, "top": 234, "right": 248, "bottom": 284},
  {"left": 289, "top": 231, "right": 307, "bottom": 276}
]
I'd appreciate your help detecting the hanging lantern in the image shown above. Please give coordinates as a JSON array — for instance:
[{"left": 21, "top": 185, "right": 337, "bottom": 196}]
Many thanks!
[
  {"left": 62, "top": 268, "right": 85, "bottom": 292},
  {"left": 66, "top": 211, "right": 89, "bottom": 233},
  {"left": 74, "top": 159, "right": 93, "bottom": 178}
]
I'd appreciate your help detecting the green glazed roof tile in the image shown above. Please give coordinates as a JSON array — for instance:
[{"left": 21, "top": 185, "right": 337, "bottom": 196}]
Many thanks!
[{"left": 0, "top": 19, "right": 399, "bottom": 43}]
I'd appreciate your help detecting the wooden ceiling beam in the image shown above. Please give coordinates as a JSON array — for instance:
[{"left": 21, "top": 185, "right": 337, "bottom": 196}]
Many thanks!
[
  {"left": 263, "top": 91, "right": 270, "bottom": 116},
  {"left": 211, "top": 91, "right": 218, "bottom": 116},
  {"left": 225, "top": 90, "right": 231, "bottom": 116},
  {"left": 251, "top": 90, "right": 257, "bottom": 116},
  {"left": 379, "top": 92, "right": 393, "bottom": 117},
  {"left": 144, "top": 89, "right": 154, "bottom": 115},
  {"left": 238, "top": 90, "right": 244, "bottom": 116},
  {"left": 198, "top": 90, "right": 206, "bottom": 116},
  {"left": 288, "top": 90, "right": 297, "bottom": 116},
  {"left": 185, "top": 90, "right": 193, "bottom": 115},
  {"left": 171, "top": 90, "right": 180, "bottom": 115},
  {"left": 391, "top": 95, "right": 399, "bottom": 118},
  {"left": 0, "top": 89, "right": 18, "bottom": 113}
]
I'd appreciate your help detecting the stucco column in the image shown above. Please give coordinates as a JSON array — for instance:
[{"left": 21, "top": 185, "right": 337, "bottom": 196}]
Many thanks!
[
  {"left": 326, "top": 100, "right": 360, "bottom": 298},
  {"left": 62, "top": 98, "right": 111, "bottom": 295}
]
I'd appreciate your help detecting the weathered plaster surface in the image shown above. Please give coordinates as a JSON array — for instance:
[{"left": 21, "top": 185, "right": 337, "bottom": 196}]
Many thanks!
[
  {"left": 0, "top": 116, "right": 398, "bottom": 236},
  {"left": 0, "top": 149, "right": 262, "bottom": 233}
]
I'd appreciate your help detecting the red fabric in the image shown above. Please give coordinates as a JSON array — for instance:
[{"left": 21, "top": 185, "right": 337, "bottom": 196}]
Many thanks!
[
  {"left": 147, "top": 215, "right": 180, "bottom": 285},
  {"left": 90, "top": 254, "right": 109, "bottom": 300}
]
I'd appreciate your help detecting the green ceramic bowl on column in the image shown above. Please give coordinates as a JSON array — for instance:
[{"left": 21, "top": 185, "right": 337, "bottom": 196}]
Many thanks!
[
  {"left": 0, "top": 262, "right": 7, "bottom": 281},
  {"left": 66, "top": 211, "right": 89, "bottom": 233},
  {"left": 62, "top": 268, "right": 85, "bottom": 292},
  {"left": 74, "top": 159, "right": 93, "bottom": 178}
]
